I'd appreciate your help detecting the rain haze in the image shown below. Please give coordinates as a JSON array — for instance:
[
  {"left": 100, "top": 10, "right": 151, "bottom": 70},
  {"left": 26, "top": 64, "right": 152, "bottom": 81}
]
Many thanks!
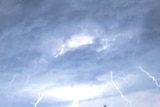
[{"left": 0, "top": 0, "right": 160, "bottom": 107}]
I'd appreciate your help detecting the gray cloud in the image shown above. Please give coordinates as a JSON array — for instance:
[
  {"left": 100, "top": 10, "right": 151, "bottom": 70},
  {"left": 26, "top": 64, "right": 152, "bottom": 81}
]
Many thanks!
[{"left": 0, "top": 0, "right": 160, "bottom": 107}]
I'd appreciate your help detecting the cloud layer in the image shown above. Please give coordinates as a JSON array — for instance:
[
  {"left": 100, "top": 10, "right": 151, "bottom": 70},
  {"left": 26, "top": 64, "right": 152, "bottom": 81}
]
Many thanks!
[{"left": 0, "top": 0, "right": 160, "bottom": 107}]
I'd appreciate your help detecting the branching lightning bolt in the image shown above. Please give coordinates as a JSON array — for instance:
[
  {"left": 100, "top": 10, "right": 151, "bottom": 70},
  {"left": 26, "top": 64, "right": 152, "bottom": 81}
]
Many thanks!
[
  {"left": 34, "top": 93, "right": 44, "bottom": 107},
  {"left": 138, "top": 66, "right": 160, "bottom": 88},
  {"left": 110, "top": 72, "right": 131, "bottom": 107}
]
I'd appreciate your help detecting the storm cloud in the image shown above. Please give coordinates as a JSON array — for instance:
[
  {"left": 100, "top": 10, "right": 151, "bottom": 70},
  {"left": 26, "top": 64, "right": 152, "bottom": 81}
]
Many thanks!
[{"left": 0, "top": 0, "right": 160, "bottom": 107}]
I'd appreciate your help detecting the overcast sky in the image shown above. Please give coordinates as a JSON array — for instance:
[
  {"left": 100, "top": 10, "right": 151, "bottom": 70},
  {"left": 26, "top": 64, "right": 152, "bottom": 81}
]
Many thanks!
[{"left": 0, "top": 0, "right": 160, "bottom": 107}]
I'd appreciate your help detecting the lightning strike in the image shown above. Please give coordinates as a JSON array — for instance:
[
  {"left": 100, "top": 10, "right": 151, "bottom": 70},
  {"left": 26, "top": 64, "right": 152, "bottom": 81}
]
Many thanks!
[
  {"left": 25, "top": 75, "right": 30, "bottom": 87},
  {"left": 110, "top": 72, "right": 131, "bottom": 107},
  {"left": 8, "top": 75, "right": 17, "bottom": 89},
  {"left": 34, "top": 93, "right": 44, "bottom": 107},
  {"left": 138, "top": 66, "right": 160, "bottom": 88}
]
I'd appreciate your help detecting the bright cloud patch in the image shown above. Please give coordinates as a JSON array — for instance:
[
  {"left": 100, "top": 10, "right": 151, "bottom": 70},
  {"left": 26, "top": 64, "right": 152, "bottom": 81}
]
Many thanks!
[
  {"left": 44, "top": 84, "right": 105, "bottom": 101},
  {"left": 55, "top": 33, "right": 94, "bottom": 57},
  {"left": 67, "top": 34, "right": 94, "bottom": 48}
]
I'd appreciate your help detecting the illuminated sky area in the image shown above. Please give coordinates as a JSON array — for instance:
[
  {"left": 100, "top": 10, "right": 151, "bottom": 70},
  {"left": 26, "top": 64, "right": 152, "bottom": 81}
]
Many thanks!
[{"left": 0, "top": 0, "right": 160, "bottom": 107}]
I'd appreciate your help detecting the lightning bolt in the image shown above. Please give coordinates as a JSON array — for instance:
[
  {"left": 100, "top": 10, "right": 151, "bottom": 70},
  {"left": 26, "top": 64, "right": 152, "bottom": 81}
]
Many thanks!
[
  {"left": 25, "top": 75, "right": 30, "bottom": 87},
  {"left": 138, "top": 66, "right": 160, "bottom": 88},
  {"left": 8, "top": 75, "right": 17, "bottom": 89},
  {"left": 110, "top": 72, "right": 131, "bottom": 107},
  {"left": 7, "top": 75, "right": 18, "bottom": 107},
  {"left": 34, "top": 93, "right": 44, "bottom": 107}
]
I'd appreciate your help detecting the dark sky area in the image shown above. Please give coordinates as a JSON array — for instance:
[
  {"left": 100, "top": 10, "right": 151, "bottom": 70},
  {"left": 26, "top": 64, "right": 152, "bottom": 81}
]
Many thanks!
[{"left": 0, "top": 0, "right": 160, "bottom": 107}]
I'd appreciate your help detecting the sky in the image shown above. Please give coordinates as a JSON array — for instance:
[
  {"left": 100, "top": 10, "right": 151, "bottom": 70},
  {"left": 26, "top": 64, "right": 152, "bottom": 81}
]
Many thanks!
[{"left": 0, "top": 0, "right": 160, "bottom": 107}]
